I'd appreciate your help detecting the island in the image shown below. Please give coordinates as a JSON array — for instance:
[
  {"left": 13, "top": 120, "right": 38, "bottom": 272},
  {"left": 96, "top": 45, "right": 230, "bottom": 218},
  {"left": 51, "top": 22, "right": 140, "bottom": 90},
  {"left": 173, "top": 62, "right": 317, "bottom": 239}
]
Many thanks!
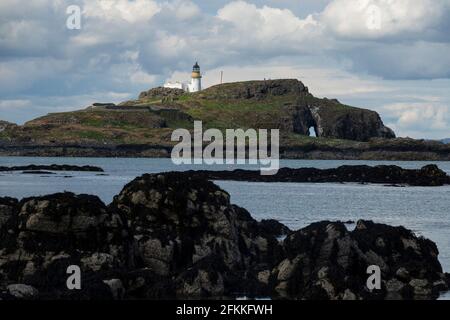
[{"left": 1, "top": 79, "right": 448, "bottom": 160}]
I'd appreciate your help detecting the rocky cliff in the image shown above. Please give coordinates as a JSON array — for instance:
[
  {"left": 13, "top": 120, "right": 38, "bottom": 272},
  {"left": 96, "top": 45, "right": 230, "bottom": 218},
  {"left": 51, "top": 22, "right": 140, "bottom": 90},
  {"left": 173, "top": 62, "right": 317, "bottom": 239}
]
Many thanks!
[
  {"left": 187, "top": 79, "right": 395, "bottom": 141},
  {"left": 0, "top": 172, "right": 448, "bottom": 300}
]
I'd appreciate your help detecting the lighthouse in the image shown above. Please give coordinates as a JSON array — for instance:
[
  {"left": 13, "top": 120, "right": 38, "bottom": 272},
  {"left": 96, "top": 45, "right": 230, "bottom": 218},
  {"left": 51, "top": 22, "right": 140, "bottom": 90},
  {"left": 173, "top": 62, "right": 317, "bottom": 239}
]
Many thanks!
[
  {"left": 189, "top": 62, "right": 202, "bottom": 92},
  {"left": 163, "top": 62, "right": 203, "bottom": 93}
]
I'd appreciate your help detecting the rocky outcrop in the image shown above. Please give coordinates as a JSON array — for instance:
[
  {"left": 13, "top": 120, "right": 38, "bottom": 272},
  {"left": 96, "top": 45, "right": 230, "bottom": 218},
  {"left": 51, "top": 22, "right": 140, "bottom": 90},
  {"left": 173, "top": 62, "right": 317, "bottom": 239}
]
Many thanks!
[
  {"left": 259, "top": 220, "right": 291, "bottom": 238},
  {"left": 138, "top": 87, "right": 185, "bottom": 101},
  {"left": 112, "top": 172, "right": 283, "bottom": 297},
  {"left": 0, "top": 164, "right": 104, "bottom": 172},
  {"left": 274, "top": 95, "right": 396, "bottom": 141},
  {"left": 280, "top": 102, "right": 317, "bottom": 136},
  {"left": 0, "top": 197, "right": 18, "bottom": 245},
  {"left": 0, "top": 172, "right": 448, "bottom": 300},
  {"left": 0, "top": 192, "right": 127, "bottom": 299},
  {"left": 309, "top": 104, "right": 395, "bottom": 141},
  {"left": 273, "top": 220, "right": 448, "bottom": 300},
  {"left": 197, "top": 79, "right": 395, "bottom": 141},
  {"left": 0, "top": 120, "right": 17, "bottom": 132},
  {"left": 189, "top": 164, "right": 450, "bottom": 186},
  {"left": 201, "top": 79, "right": 309, "bottom": 100},
  {"left": 0, "top": 173, "right": 283, "bottom": 299}
]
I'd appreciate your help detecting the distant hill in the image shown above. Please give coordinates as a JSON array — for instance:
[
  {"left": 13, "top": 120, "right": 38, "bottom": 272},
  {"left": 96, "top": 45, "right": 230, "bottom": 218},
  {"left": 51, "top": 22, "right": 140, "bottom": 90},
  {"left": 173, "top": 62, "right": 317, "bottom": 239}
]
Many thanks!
[
  {"left": 0, "top": 79, "right": 449, "bottom": 160},
  {"left": 442, "top": 138, "right": 450, "bottom": 144}
]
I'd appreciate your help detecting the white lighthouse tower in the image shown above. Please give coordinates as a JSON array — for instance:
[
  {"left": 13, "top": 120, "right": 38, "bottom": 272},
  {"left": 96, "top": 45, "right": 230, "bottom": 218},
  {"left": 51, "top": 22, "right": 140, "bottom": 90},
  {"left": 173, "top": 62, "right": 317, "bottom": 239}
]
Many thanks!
[{"left": 188, "top": 62, "right": 202, "bottom": 92}]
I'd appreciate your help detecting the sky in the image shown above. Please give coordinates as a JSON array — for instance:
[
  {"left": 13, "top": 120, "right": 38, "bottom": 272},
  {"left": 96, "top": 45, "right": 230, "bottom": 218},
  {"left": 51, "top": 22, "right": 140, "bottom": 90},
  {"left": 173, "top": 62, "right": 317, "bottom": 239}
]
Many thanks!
[{"left": 0, "top": 0, "right": 449, "bottom": 139}]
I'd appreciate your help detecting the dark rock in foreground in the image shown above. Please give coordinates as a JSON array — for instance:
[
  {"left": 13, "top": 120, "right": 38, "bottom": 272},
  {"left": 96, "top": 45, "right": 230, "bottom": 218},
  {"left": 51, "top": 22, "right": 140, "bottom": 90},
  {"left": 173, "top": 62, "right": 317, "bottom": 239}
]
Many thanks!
[
  {"left": 0, "top": 164, "right": 104, "bottom": 172},
  {"left": 112, "top": 172, "right": 283, "bottom": 298},
  {"left": 0, "top": 172, "right": 448, "bottom": 300},
  {"left": 0, "top": 192, "right": 126, "bottom": 299},
  {"left": 275, "top": 220, "right": 447, "bottom": 300},
  {"left": 189, "top": 164, "right": 450, "bottom": 186}
]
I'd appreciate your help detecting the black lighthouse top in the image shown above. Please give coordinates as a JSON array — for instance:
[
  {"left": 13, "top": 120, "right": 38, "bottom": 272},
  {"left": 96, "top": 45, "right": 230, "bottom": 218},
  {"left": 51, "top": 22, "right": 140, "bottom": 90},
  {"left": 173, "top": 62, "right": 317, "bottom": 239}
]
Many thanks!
[{"left": 193, "top": 62, "right": 200, "bottom": 72}]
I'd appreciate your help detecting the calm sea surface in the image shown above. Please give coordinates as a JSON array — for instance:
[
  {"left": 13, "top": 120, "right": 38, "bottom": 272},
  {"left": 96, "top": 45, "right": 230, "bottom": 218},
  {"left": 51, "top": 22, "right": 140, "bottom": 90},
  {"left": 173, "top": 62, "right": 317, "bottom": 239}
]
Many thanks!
[{"left": 1, "top": 157, "right": 449, "bottom": 299}]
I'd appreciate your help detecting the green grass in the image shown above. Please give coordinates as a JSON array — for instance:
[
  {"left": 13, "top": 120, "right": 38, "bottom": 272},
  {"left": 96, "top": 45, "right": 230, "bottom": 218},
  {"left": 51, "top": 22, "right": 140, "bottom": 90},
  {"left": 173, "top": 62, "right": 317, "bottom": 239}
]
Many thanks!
[
  {"left": 283, "top": 133, "right": 362, "bottom": 148},
  {"left": 75, "top": 130, "right": 108, "bottom": 141},
  {"left": 181, "top": 98, "right": 290, "bottom": 130},
  {"left": 0, "top": 131, "right": 10, "bottom": 139}
]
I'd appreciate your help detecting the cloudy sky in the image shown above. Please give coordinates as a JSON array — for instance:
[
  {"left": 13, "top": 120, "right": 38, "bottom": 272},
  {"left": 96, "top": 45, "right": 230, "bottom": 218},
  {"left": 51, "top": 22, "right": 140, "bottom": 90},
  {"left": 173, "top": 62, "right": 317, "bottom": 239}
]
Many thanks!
[{"left": 0, "top": 0, "right": 449, "bottom": 139}]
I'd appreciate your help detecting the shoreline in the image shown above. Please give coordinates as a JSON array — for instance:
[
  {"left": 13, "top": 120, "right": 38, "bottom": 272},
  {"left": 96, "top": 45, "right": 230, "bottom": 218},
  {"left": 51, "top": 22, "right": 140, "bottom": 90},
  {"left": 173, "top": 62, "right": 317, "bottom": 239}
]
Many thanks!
[{"left": 1, "top": 143, "right": 450, "bottom": 161}]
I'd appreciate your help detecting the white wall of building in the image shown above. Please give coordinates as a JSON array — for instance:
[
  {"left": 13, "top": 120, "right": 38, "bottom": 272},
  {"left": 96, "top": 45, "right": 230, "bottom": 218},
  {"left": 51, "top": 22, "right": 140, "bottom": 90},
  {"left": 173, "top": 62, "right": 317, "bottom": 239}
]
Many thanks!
[
  {"left": 163, "top": 82, "right": 187, "bottom": 90},
  {"left": 164, "top": 66, "right": 202, "bottom": 93},
  {"left": 188, "top": 78, "right": 201, "bottom": 92}
]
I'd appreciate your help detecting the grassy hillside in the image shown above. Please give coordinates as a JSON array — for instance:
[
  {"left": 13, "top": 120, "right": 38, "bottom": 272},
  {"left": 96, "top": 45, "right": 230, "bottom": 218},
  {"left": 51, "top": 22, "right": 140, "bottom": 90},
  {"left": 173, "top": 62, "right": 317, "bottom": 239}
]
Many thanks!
[{"left": 3, "top": 109, "right": 185, "bottom": 145}]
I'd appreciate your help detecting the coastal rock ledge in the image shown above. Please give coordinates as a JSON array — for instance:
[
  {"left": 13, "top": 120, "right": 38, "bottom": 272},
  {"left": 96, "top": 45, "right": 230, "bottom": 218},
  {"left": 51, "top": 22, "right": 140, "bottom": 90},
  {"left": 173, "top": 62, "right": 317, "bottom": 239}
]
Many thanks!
[{"left": 0, "top": 172, "right": 448, "bottom": 300}]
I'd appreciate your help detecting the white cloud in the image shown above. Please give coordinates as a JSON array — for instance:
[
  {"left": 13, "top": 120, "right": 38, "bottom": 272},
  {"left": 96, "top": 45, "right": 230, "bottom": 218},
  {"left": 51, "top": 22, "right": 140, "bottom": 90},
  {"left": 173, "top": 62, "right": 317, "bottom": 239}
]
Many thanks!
[
  {"left": 83, "top": 0, "right": 161, "bottom": 23},
  {"left": 154, "top": 32, "right": 188, "bottom": 58},
  {"left": 0, "top": 99, "right": 31, "bottom": 110},
  {"left": 165, "top": 0, "right": 201, "bottom": 20},
  {"left": 380, "top": 102, "right": 450, "bottom": 138},
  {"left": 321, "top": 0, "right": 448, "bottom": 39},
  {"left": 217, "top": 1, "right": 319, "bottom": 43},
  {"left": 130, "top": 70, "right": 157, "bottom": 84},
  {"left": 70, "top": 33, "right": 110, "bottom": 47}
]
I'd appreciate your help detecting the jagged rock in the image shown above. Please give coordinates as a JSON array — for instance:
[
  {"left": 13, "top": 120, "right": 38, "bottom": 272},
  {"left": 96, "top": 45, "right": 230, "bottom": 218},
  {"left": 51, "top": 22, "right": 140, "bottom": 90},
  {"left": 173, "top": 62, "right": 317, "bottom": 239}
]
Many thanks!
[
  {"left": 103, "top": 279, "right": 125, "bottom": 300},
  {"left": 112, "top": 172, "right": 283, "bottom": 297},
  {"left": 0, "top": 120, "right": 17, "bottom": 132},
  {"left": 259, "top": 219, "right": 291, "bottom": 237},
  {"left": 189, "top": 164, "right": 450, "bottom": 186},
  {"left": 272, "top": 220, "right": 448, "bottom": 300},
  {"left": 138, "top": 87, "right": 185, "bottom": 100},
  {"left": 286, "top": 80, "right": 396, "bottom": 141},
  {"left": 0, "top": 197, "right": 17, "bottom": 230},
  {"left": 309, "top": 103, "right": 395, "bottom": 141},
  {"left": 201, "top": 79, "right": 309, "bottom": 100},
  {"left": 0, "top": 193, "right": 128, "bottom": 299},
  {"left": 0, "top": 197, "right": 18, "bottom": 248},
  {"left": 7, "top": 284, "right": 39, "bottom": 299},
  {"left": 281, "top": 102, "right": 316, "bottom": 136}
]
